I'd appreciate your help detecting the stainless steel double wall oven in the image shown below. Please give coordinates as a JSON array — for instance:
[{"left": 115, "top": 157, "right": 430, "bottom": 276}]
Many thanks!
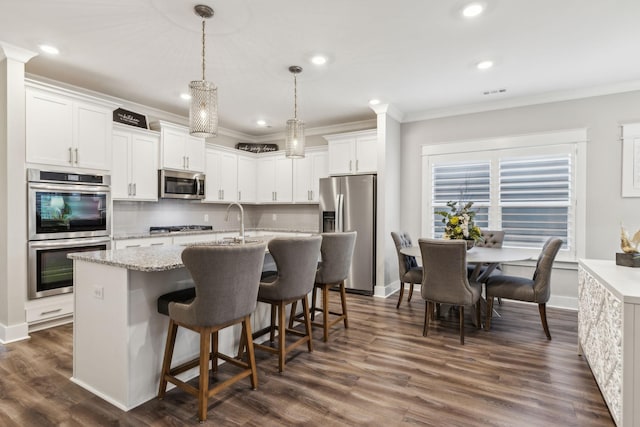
[{"left": 27, "top": 169, "right": 111, "bottom": 299}]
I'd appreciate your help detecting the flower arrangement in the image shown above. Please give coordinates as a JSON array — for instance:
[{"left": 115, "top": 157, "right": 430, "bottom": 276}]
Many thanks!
[{"left": 435, "top": 201, "right": 483, "bottom": 242}]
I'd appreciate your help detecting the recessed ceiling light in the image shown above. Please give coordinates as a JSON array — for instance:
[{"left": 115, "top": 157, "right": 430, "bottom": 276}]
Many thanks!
[
  {"left": 311, "top": 55, "right": 327, "bottom": 65},
  {"left": 256, "top": 120, "right": 267, "bottom": 126},
  {"left": 462, "top": 3, "right": 484, "bottom": 18},
  {"left": 368, "top": 99, "right": 381, "bottom": 106},
  {"left": 476, "top": 60, "right": 494, "bottom": 70},
  {"left": 180, "top": 93, "right": 191, "bottom": 100},
  {"left": 39, "top": 44, "right": 59, "bottom": 55}
]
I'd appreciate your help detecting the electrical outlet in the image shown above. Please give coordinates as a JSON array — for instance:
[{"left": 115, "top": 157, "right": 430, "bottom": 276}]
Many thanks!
[
  {"left": 204, "top": 214, "right": 209, "bottom": 222},
  {"left": 272, "top": 214, "right": 277, "bottom": 221},
  {"left": 93, "top": 285, "right": 104, "bottom": 300}
]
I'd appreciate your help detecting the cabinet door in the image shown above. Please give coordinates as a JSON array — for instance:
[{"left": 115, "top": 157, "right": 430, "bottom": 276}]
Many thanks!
[
  {"left": 74, "top": 101, "right": 112, "bottom": 170},
  {"left": 292, "top": 156, "right": 312, "bottom": 202},
  {"left": 274, "top": 155, "right": 292, "bottom": 202},
  {"left": 310, "top": 151, "right": 328, "bottom": 201},
  {"left": 161, "top": 128, "right": 187, "bottom": 170},
  {"left": 130, "top": 133, "right": 159, "bottom": 201},
  {"left": 204, "top": 150, "right": 222, "bottom": 201},
  {"left": 185, "top": 136, "right": 206, "bottom": 172},
  {"left": 328, "top": 138, "right": 355, "bottom": 175},
  {"left": 237, "top": 156, "right": 256, "bottom": 203},
  {"left": 25, "top": 88, "right": 74, "bottom": 167},
  {"left": 219, "top": 151, "right": 238, "bottom": 202},
  {"left": 111, "top": 131, "right": 131, "bottom": 200},
  {"left": 355, "top": 134, "right": 377, "bottom": 173},
  {"left": 256, "top": 157, "right": 276, "bottom": 202}
]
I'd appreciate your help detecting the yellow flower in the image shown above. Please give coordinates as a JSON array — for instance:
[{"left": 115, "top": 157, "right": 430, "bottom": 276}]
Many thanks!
[
  {"left": 454, "top": 226, "right": 462, "bottom": 234},
  {"left": 450, "top": 217, "right": 459, "bottom": 225}
]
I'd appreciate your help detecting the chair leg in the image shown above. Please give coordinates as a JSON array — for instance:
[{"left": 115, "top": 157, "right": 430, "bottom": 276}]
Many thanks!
[
  {"left": 269, "top": 304, "right": 277, "bottom": 342},
  {"left": 396, "top": 282, "right": 405, "bottom": 309},
  {"left": 198, "top": 329, "right": 211, "bottom": 422},
  {"left": 243, "top": 316, "right": 258, "bottom": 389},
  {"left": 423, "top": 301, "right": 431, "bottom": 337},
  {"left": 278, "top": 301, "right": 286, "bottom": 372},
  {"left": 212, "top": 330, "right": 218, "bottom": 373},
  {"left": 485, "top": 296, "right": 494, "bottom": 331},
  {"left": 158, "top": 319, "right": 178, "bottom": 399},
  {"left": 288, "top": 300, "right": 298, "bottom": 329},
  {"left": 476, "top": 300, "right": 482, "bottom": 329},
  {"left": 339, "top": 281, "right": 349, "bottom": 329},
  {"left": 539, "top": 303, "right": 552, "bottom": 340},
  {"left": 302, "top": 296, "right": 313, "bottom": 352},
  {"left": 459, "top": 306, "right": 465, "bottom": 345},
  {"left": 311, "top": 286, "right": 318, "bottom": 321},
  {"left": 408, "top": 283, "right": 414, "bottom": 302},
  {"left": 322, "top": 284, "right": 330, "bottom": 342}
]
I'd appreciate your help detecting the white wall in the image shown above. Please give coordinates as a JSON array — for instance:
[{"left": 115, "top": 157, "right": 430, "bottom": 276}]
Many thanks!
[{"left": 401, "top": 90, "right": 640, "bottom": 308}]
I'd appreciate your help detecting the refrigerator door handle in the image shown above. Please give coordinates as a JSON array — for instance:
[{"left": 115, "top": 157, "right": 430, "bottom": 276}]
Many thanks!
[{"left": 337, "top": 193, "right": 344, "bottom": 232}]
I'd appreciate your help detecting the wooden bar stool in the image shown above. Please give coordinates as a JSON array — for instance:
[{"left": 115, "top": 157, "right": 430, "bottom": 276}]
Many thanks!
[{"left": 157, "top": 242, "right": 266, "bottom": 422}]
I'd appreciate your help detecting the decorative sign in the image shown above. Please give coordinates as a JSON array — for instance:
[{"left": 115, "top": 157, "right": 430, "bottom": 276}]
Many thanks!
[
  {"left": 236, "top": 142, "right": 279, "bottom": 153},
  {"left": 113, "top": 108, "right": 148, "bottom": 129}
]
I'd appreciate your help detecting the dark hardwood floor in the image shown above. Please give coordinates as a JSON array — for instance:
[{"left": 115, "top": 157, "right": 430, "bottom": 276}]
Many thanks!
[{"left": 0, "top": 294, "right": 614, "bottom": 426}]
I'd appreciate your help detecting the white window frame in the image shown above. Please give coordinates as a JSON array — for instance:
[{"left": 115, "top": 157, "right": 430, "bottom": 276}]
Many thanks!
[{"left": 421, "top": 129, "right": 587, "bottom": 263}]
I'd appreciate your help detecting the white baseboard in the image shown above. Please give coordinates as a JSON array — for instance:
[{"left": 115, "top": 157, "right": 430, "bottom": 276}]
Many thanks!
[
  {"left": 374, "top": 281, "right": 400, "bottom": 298},
  {"left": 548, "top": 295, "right": 578, "bottom": 311},
  {"left": 0, "top": 321, "right": 30, "bottom": 344}
]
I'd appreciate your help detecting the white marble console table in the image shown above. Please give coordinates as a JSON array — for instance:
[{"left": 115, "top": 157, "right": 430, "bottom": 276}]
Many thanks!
[{"left": 578, "top": 259, "right": 640, "bottom": 426}]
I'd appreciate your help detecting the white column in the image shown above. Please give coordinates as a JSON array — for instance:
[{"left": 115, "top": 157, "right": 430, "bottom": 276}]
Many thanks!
[
  {"left": 370, "top": 104, "right": 404, "bottom": 297},
  {"left": 0, "top": 42, "right": 37, "bottom": 343}
]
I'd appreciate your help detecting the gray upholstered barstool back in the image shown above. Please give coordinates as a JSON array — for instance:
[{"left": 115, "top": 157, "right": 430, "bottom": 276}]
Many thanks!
[
  {"left": 170, "top": 242, "right": 267, "bottom": 327},
  {"left": 316, "top": 232, "right": 357, "bottom": 285}
]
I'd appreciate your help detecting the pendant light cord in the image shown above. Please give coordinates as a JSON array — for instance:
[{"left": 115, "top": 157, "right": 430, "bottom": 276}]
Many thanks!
[
  {"left": 201, "top": 19, "right": 206, "bottom": 81},
  {"left": 293, "top": 73, "right": 298, "bottom": 119}
]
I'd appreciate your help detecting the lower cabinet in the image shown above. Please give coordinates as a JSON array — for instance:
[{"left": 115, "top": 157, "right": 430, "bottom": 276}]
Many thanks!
[{"left": 25, "top": 294, "right": 74, "bottom": 330}]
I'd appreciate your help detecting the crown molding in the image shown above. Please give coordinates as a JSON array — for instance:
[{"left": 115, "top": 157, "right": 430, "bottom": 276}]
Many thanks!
[
  {"left": 370, "top": 103, "right": 404, "bottom": 122},
  {"left": 404, "top": 79, "right": 640, "bottom": 123},
  {"left": 0, "top": 41, "right": 37, "bottom": 63},
  {"left": 251, "top": 118, "right": 377, "bottom": 143}
]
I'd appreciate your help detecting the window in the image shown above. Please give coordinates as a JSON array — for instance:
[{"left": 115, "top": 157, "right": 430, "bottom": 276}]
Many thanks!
[{"left": 422, "top": 129, "right": 586, "bottom": 261}]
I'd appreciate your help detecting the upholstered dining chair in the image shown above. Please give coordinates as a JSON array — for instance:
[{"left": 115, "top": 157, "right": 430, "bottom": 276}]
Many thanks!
[
  {"left": 252, "top": 236, "right": 322, "bottom": 372},
  {"left": 419, "top": 238, "right": 482, "bottom": 345},
  {"left": 468, "top": 229, "right": 506, "bottom": 283},
  {"left": 484, "top": 237, "right": 563, "bottom": 340},
  {"left": 156, "top": 242, "right": 266, "bottom": 422},
  {"left": 391, "top": 231, "right": 423, "bottom": 308},
  {"left": 310, "top": 231, "right": 357, "bottom": 342}
]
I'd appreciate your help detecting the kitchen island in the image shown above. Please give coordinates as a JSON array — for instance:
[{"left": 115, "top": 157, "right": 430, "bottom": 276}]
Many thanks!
[{"left": 69, "top": 243, "right": 272, "bottom": 411}]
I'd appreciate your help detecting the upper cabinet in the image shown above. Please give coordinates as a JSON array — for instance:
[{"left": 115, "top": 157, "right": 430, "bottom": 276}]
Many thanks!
[
  {"left": 204, "top": 147, "right": 238, "bottom": 203},
  {"left": 112, "top": 124, "right": 159, "bottom": 201},
  {"left": 325, "top": 129, "right": 377, "bottom": 175},
  {"left": 25, "top": 82, "right": 116, "bottom": 171},
  {"left": 237, "top": 154, "right": 256, "bottom": 203},
  {"left": 292, "top": 148, "right": 328, "bottom": 203},
  {"left": 150, "top": 121, "right": 205, "bottom": 173},
  {"left": 256, "top": 152, "right": 293, "bottom": 203}
]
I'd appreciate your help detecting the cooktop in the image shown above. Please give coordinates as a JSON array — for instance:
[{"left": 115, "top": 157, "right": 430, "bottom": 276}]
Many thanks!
[{"left": 149, "top": 225, "right": 213, "bottom": 234}]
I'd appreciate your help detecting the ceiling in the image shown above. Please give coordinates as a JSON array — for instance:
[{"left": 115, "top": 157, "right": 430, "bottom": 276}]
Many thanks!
[{"left": 2, "top": 0, "right": 640, "bottom": 139}]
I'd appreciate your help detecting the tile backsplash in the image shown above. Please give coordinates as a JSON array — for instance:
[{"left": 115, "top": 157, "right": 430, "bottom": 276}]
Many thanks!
[{"left": 113, "top": 199, "right": 319, "bottom": 234}]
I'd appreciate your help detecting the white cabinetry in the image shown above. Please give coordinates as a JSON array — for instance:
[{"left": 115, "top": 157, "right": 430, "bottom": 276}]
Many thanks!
[
  {"left": 113, "top": 236, "right": 172, "bottom": 249},
  {"left": 237, "top": 154, "right": 256, "bottom": 203},
  {"left": 25, "top": 82, "right": 115, "bottom": 171},
  {"left": 578, "top": 259, "right": 640, "bottom": 427},
  {"left": 205, "top": 147, "right": 237, "bottom": 202},
  {"left": 151, "top": 121, "right": 205, "bottom": 173},
  {"left": 112, "top": 124, "right": 159, "bottom": 201},
  {"left": 325, "top": 129, "right": 377, "bottom": 175},
  {"left": 292, "top": 148, "right": 328, "bottom": 202},
  {"left": 256, "top": 152, "right": 292, "bottom": 203}
]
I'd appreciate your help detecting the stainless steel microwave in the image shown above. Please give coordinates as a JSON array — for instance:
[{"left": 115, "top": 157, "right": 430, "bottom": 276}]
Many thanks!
[{"left": 159, "top": 170, "right": 205, "bottom": 200}]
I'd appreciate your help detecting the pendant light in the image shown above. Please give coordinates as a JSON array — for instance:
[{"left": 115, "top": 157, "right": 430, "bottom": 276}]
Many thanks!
[
  {"left": 285, "top": 65, "right": 305, "bottom": 158},
  {"left": 189, "top": 4, "right": 218, "bottom": 138}
]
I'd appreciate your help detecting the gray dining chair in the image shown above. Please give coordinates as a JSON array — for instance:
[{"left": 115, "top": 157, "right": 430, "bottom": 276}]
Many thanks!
[
  {"left": 419, "top": 238, "right": 482, "bottom": 344},
  {"left": 468, "top": 229, "right": 505, "bottom": 283},
  {"left": 484, "top": 237, "right": 563, "bottom": 340},
  {"left": 156, "top": 242, "right": 266, "bottom": 422},
  {"left": 252, "top": 236, "right": 322, "bottom": 372},
  {"left": 391, "top": 231, "right": 423, "bottom": 308}
]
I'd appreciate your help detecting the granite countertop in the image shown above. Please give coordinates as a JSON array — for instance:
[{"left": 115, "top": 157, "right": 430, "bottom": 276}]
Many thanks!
[
  {"left": 112, "top": 228, "right": 318, "bottom": 240},
  {"left": 69, "top": 240, "right": 270, "bottom": 272}
]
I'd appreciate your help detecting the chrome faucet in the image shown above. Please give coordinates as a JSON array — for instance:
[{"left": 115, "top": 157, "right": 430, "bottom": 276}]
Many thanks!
[{"left": 225, "top": 202, "right": 245, "bottom": 243}]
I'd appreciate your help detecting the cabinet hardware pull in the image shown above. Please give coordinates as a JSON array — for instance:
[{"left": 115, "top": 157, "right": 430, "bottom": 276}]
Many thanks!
[
  {"left": 183, "top": 156, "right": 186, "bottom": 169},
  {"left": 349, "top": 160, "right": 352, "bottom": 171},
  {"left": 128, "top": 183, "right": 131, "bottom": 196},
  {"left": 356, "top": 160, "right": 359, "bottom": 171},
  {"left": 221, "top": 189, "right": 224, "bottom": 199},
  {"left": 41, "top": 308, "right": 62, "bottom": 316},
  {"left": 68, "top": 147, "right": 73, "bottom": 164},
  {"left": 133, "top": 183, "right": 136, "bottom": 196},
  {"left": 238, "top": 191, "right": 241, "bottom": 201},
  {"left": 75, "top": 148, "right": 79, "bottom": 164},
  {"left": 127, "top": 244, "right": 141, "bottom": 248},
  {"left": 150, "top": 243, "right": 164, "bottom": 246},
  {"left": 310, "top": 190, "right": 313, "bottom": 200}
]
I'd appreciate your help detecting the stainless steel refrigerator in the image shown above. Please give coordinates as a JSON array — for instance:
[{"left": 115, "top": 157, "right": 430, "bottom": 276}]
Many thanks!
[{"left": 319, "top": 174, "right": 376, "bottom": 295}]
